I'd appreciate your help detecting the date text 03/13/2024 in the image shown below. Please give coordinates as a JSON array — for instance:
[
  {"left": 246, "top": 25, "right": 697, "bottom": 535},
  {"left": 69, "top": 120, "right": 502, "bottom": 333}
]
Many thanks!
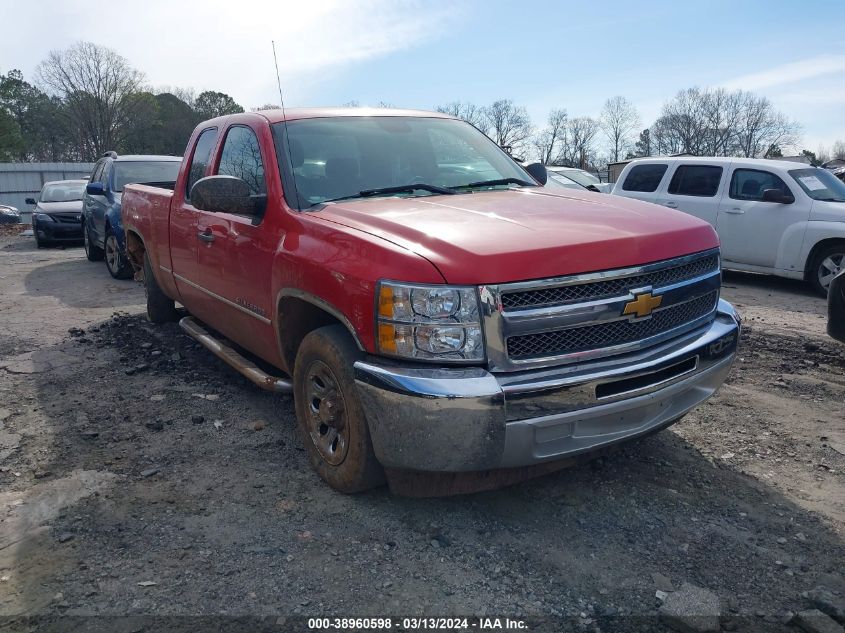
[{"left": 307, "top": 617, "right": 528, "bottom": 630}]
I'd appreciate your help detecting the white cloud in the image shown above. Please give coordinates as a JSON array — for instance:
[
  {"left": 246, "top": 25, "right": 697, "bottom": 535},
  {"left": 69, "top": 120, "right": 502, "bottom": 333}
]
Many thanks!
[
  {"left": 0, "top": 0, "right": 461, "bottom": 107},
  {"left": 721, "top": 55, "right": 845, "bottom": 91}
]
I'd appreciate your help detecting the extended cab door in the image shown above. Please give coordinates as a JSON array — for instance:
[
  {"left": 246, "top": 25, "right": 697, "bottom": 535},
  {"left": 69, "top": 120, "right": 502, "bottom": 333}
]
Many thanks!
[
  {"left": 194, "top": 122, "right": 278, "bottom": 357},
  {"left": 716, "top": 167, "right": 811, "bottom": 270},
  {"left": 169, "top": 127, "right": 219, "bottom": 305},
  {"left": 655, "top": 162, "right": 727, "bottom": 227}
]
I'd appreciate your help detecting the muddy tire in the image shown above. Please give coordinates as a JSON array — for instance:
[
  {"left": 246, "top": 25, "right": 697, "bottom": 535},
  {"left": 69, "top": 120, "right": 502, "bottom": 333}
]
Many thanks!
[
  {"left": 293, "top": 325, "right": 384, "bottom": 493},
  {"left": 83, "top": 221, "right": 104, "bottom": 261},
  {"left": 809, "top": 243, "right": 845, "bottom": 296},
  {"left": 143, "top": 252, "right": 178, "bottom": 324},
  {"left": 104, "top": 228, "right": 133, "bottom": 280}
]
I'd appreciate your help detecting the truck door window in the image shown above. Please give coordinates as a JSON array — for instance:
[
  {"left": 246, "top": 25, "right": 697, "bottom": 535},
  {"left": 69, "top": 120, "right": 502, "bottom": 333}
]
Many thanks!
[
  {"left": 621, "top": 164, "right": 668, "bottom": 192},
  {"left": 667, "top": 165, "right": 722, "bottom": 197},
  {"left": 729, "top": 169, "right": 791, "bottom": 201},
  {"left": 217, "top": 126, "right": 267, "bottom": 196},
  {"left": 186, "top": 128, "right": 218, "bottom": 202}
]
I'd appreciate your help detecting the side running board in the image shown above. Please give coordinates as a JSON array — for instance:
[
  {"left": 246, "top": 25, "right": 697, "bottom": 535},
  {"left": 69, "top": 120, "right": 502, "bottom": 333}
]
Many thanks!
[{"left": 179, "top": 316, "right": 293, "bottom": 394}]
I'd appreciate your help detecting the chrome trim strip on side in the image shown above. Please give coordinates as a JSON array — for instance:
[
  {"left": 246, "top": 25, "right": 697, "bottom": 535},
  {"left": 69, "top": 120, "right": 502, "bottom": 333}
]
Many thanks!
[
  {"left": 173, "top": 273, "right": 272, "bottom": 325},
  {"left": 159, "top": 265, "right": 172, "bottom": 274}
]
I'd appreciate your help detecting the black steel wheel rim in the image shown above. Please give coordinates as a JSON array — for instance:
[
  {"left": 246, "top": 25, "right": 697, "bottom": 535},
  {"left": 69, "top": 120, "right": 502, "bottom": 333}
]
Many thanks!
[{"left": 304, "top": 360, "right": 350, "bottom": 466}]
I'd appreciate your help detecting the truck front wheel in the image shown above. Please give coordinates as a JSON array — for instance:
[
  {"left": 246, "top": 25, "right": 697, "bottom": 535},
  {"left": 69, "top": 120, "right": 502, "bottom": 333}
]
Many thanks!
[
  {"left": 293, "top": 325, "right": 384, "bottom": 493},
  {"left": 143, "top": 252, "right": 178, "bottom": 323}
]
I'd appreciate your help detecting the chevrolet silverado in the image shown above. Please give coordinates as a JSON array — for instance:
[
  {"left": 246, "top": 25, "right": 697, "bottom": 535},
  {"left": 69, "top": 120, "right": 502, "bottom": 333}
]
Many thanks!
[{"left": 121, "top": 108, "right": 741, "bottom": 493}]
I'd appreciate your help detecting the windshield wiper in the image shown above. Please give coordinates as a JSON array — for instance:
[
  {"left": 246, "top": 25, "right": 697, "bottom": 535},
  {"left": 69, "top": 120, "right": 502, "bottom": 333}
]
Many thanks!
[
  {"left": 323, "top": 183, "right": 457, "bottom": 204},
  {"left": 814, "top": 197, "right": 845, "bottom": 202},
  {"left": 452, "top": 177, "right": 536, "bottom": 190}
]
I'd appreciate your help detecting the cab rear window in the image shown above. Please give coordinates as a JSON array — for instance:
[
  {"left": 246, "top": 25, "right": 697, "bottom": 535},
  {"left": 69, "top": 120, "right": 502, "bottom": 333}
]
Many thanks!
[{"left": 622, "top": 164, "right": 668, "bottom": 192}]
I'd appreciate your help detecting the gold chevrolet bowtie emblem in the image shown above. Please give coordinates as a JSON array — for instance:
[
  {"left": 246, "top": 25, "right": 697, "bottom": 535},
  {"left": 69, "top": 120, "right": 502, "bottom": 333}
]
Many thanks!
[{"left": 623, "top": 291, "right": 663, "bottom": 319}]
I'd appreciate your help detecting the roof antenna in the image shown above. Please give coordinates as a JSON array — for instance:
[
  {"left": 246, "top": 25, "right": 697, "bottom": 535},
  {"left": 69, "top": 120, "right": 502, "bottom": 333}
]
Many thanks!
[{"left": 272, "top": 40, "right": 302, "bottom": 208}]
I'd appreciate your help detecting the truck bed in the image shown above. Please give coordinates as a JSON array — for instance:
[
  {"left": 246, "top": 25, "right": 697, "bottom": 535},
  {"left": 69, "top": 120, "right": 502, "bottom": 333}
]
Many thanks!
[{"left": 121, "top": 183, "right": 175, "bottom": 282}]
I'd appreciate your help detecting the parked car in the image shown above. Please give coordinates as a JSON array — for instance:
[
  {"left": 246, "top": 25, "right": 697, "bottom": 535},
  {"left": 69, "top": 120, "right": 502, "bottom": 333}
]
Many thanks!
[
  {"left": 122, "top": 108, "right": 740, "bottom": 494},
  {"left": 547, "top": 166, "right": 612, "bottom": 193},
  {"left": 0, "top": 204, "right": 21, "bottom": 224},
  {"left": 612, "top": 157, "right": 845, "bottom": 295},
  {"left": 82, "top": 152, "right": 182, "bottom": 278},
  {"left": 823, "top": 159, "right": 845, "bottom": 183},
  {"left": 26, "top": 180, "right": 87, "bottom": 247},
  {"left": 829, "top": 269, "right": 845, "bottom": 342}
]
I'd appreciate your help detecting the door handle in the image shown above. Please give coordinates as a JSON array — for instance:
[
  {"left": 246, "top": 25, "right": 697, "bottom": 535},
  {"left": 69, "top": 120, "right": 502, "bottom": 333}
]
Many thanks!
[
  {"left": 198, "top": 229, "right": 215, "bottom": 243},
  {"left": 664, "top": 201, "right": 677, "bottom": 208},
  {"left": 724, "top": 208, "right": 745, "bottom": 215}
]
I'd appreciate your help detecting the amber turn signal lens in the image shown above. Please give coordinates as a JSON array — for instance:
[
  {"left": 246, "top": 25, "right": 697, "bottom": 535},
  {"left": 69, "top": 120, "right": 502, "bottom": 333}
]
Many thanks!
[
  {"left": 378, "top": 323, "right": 397, "bottom": 353},
  {"left": 378, "top": 285, "right": 395, "bottom": 318}
]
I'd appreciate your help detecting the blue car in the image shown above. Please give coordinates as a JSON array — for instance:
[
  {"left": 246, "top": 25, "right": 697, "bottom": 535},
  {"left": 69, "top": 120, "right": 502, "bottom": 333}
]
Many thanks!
[{"left": 83, "top": 152, "right": 182, "bottom": 278}]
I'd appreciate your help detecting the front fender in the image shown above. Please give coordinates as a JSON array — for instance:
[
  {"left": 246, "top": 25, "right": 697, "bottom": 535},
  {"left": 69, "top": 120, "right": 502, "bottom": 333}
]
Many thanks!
[
  {"left": 797, "top": 221, "right": 845, "bottom": 271},
  {"left": 271, "top": 214, "right": 446, "bottom": 356}
]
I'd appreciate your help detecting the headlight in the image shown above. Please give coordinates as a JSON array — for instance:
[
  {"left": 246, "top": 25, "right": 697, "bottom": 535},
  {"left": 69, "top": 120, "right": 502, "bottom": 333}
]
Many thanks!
[
  {"left": 34, "top": 213, "right": 54, "bottom": 222},
  {"left": 376, "top": 281, "right": 483, "bottom": 361}
]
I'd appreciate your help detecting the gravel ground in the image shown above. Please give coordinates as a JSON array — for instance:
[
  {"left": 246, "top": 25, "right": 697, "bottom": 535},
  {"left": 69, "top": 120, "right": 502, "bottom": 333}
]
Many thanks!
[{"left": 1, "top": 236, "right": 843, "bottom": 632}]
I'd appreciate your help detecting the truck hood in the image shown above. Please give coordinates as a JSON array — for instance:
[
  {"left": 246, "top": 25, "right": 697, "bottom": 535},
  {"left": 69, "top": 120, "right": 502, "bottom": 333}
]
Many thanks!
[{"left": 315, "top": 189, "right": 720, "bottom": 284}]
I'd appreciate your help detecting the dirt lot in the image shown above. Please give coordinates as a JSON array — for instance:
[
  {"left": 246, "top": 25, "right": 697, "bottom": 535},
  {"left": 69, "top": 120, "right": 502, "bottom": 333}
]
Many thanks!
[{"left": 1, "top": 235, "right": 843, "bottom": 632}]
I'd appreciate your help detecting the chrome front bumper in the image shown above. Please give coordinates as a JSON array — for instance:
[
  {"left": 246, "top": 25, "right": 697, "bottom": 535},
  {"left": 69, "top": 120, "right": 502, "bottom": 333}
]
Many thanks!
[{"left": 354, "top": 299, "right": 740, "bottom": 472}]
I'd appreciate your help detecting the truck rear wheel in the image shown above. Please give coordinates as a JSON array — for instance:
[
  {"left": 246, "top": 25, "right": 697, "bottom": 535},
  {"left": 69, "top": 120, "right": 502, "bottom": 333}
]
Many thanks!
[
  {"left": 293, "top": 325, "right": 384, "bottom": 493},
  {"left": 143, "top": 252, "right": 178, "bottom": 323}
]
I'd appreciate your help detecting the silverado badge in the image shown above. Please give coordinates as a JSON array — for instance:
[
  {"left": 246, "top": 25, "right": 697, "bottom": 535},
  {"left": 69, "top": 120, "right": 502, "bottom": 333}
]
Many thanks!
[{"left": 623, "top": 291, "right": 663, "bottom": 319}]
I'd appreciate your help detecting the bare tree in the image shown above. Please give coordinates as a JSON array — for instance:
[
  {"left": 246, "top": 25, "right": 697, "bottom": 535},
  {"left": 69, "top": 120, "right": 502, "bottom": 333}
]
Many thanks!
[
  {"left": 556, "top": 116, "right": 600, "bottom": 168},
  {"left": 36, "top": 41, "right": 145, "bottom": 158},
  {"left": 833, "top": 140, "right": 845, "bottom": 160},
  {"left": 650, "top": 86, "right": 800, "bottom": 158},
  {"left": 733, "top": 92, "right": 800, "bottom": 158},
  {"left": 532, "top": 109, "right": 567, "bottom": 164},
  {"left": 435, "top": 101, "right": 489, "bottom": 134},
  {"left": 482, "top": 99, "right": 532, "bottom": 156},
  {"left": 600, "top": 96, "right": 640, "bottom": 162}
]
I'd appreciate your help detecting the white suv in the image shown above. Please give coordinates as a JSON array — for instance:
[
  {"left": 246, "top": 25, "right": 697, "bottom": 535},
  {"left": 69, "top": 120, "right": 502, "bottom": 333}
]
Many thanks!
[{"left": 612, "top": 157, "right": 845, "bottom": 294}]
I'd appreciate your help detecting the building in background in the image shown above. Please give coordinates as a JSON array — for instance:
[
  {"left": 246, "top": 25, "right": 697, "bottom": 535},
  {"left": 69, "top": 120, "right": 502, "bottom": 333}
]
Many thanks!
[{"left": 0, "top": 163, "right": 94, "bottom": 223}]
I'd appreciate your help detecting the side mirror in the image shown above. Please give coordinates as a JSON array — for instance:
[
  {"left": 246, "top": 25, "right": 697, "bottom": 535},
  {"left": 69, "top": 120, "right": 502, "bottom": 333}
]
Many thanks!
[
  {"left": 190, "top": 175, "right": 266, "bottom": 217},
  {"left": 86, "top": 182, "right": 106, "bottom": 196},
  {"left": 761, "top": 188, "right": 794, "bottom": 204},
  {"left": 25, "top": 197, "right": 36, "bottom": 205},
  {"left": 525, "top": 163, "right": 548, "bottom": 186}
]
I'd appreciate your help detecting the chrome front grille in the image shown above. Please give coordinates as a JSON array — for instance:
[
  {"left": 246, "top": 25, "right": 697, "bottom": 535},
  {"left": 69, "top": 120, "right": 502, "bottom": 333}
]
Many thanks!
[
  {"left": 479, "top": 248, "right": 722, "bottom": 371},
  {"left": 507, "top": 291, "right": 718, "bottom": 359},
  {"left": 501, "top": 254, "right": 719, "bottom": 309}
]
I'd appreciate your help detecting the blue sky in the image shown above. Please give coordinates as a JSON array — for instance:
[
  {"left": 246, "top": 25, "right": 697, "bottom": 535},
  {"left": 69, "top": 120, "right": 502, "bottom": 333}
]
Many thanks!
[{"left": 2, "top": 0, "right": 843, "bottom": 154}]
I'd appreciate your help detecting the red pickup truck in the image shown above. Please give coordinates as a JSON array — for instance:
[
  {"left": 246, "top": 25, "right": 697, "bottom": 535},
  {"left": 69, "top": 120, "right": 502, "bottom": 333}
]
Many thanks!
[{"left": 121, "top": 108, "right": 740, "bottom": 493}]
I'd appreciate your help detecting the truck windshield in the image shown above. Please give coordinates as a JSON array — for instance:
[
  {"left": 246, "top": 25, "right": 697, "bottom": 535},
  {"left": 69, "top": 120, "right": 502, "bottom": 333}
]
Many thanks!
[
  {"left": 113, "top": 161, "right": 182, "bottom": 192},
  {"left": 788, "top": 168, "right": 845, "bottom": 202},
  {"left": 273, "top": 116, "right": 535, "bottom": 209}
]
